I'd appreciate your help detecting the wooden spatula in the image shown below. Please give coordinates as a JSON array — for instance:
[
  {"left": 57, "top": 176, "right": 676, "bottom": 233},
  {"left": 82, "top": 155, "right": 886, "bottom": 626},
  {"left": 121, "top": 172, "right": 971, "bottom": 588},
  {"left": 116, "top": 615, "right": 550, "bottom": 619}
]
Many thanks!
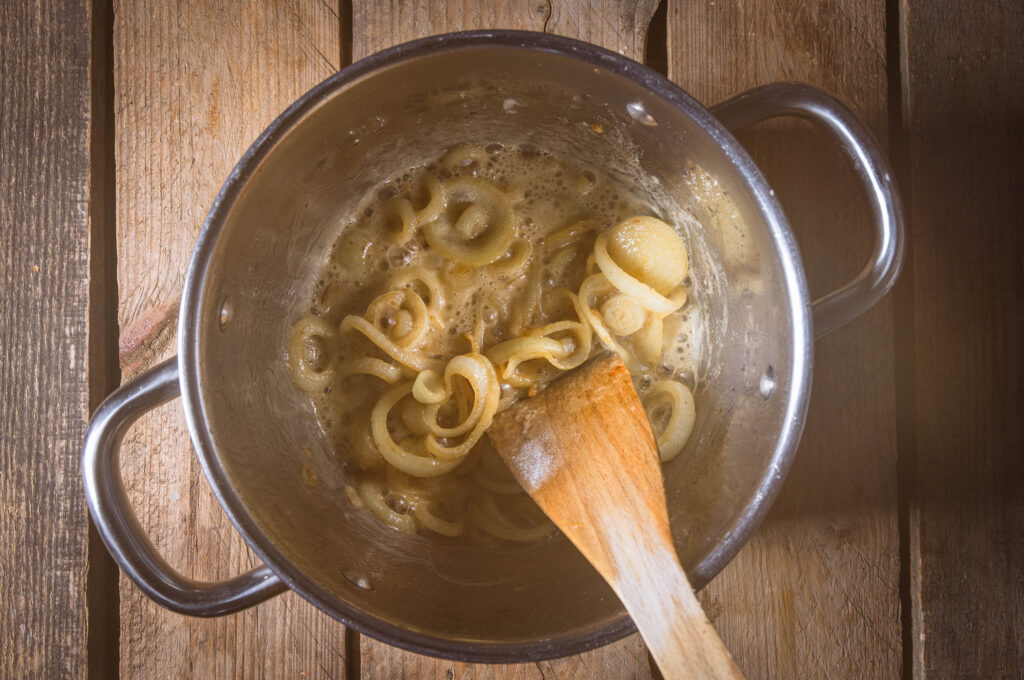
[{"left": 488, "top": 354, "right": 743, "bottom": 680}]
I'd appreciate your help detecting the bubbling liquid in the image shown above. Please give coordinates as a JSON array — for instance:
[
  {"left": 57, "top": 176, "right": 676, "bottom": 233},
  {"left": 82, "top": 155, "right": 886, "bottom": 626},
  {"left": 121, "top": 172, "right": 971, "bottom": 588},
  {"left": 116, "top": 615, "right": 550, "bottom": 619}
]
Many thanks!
[{"left": 288, "top": 143, "right": 702, "bottom": 544}]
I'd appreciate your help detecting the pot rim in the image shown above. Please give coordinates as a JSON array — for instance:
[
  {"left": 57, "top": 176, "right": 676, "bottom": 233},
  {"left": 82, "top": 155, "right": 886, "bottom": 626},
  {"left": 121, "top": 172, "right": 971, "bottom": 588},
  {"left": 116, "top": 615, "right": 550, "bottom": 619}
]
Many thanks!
[{"left": 178, "top": 29, "right": 812, "bottom": 663}]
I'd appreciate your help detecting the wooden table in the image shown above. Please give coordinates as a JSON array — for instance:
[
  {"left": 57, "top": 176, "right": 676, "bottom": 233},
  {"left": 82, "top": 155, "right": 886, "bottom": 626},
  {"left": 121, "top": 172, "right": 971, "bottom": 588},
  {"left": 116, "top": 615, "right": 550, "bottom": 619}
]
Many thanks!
[{"left": 3, "top": 1, "right": 1022, "bottom": 677}]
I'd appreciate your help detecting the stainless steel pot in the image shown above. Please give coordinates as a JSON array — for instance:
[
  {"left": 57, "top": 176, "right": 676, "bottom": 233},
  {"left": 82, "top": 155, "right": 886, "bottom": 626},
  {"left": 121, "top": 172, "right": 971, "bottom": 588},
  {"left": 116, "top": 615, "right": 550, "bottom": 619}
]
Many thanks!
[{"left": 83, "top": 31, "right": 903, "bottom": 662}]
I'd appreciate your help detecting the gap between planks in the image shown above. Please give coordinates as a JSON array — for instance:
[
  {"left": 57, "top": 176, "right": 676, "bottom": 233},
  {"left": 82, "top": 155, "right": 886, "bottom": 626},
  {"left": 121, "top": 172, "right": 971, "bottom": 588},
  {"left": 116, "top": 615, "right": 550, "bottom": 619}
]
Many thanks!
[
  {"left": 86, "top": 0, "right": 122, "bottom": 677},
  {"left": 885, "top": 0, "right": 919, "bottom": 677}
]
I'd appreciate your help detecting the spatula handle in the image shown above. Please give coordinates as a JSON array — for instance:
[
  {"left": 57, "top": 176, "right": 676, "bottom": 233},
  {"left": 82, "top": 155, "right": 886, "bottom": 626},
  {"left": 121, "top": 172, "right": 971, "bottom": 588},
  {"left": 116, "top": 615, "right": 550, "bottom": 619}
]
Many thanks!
[{"left": 610, "top": 537, "right": 743, "bottom": 680}]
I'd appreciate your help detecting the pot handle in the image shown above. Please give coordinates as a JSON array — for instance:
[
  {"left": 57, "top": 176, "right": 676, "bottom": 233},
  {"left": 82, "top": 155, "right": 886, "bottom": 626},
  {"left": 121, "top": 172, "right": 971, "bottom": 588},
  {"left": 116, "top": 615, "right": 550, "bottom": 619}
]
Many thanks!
[
  {"left": 711, "top": 83, "right": 905, "bottom": 337},
  {"left": 82, "top": 357, "right": 287, "bottom": 616}
]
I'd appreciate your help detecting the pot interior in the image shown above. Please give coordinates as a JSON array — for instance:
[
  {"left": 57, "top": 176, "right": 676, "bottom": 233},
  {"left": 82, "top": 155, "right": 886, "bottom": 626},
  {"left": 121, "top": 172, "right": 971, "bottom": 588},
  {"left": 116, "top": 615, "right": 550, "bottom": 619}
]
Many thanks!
[{"left": 190, "top": 36, "right": 806, "bottom": 660}]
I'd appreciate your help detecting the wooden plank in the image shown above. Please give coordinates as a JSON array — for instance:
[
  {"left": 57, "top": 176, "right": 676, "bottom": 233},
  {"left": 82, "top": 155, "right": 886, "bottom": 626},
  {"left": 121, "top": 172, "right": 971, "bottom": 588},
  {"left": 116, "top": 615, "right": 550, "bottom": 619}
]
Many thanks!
[
  {"left": 350, "top": 2, "right": 658, "bottom": 677},
  {"left": 0, "top": 1, "right": 93, "bottom": 677},
  {"left": 668, "top": 2, "right": 901, "bottom": 677},
  {"left": 114, "top": 2, "right": 350, "bottom": 677},
  {"left": 901, "top": 1, "right": 1024, "bottom": 676},
  {"left": 352, "top": 0, "right": 658, "bottom": 61},
  {"left": 360, "top": 642, "right": 653, "bottom": 680}
]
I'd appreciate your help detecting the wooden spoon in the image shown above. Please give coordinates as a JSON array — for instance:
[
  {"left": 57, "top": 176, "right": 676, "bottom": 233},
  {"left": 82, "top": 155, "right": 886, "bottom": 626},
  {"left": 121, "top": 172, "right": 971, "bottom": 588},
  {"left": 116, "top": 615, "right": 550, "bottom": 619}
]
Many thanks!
[{"left": 488, "top": 354, "right": 743, "bottom": 680}]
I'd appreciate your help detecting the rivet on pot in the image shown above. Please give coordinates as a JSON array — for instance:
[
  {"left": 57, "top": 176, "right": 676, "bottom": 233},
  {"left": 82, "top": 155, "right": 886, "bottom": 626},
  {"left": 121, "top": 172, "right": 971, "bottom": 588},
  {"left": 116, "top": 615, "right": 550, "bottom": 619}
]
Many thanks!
[
  {"left": 218, "top": 298, "right": 233, "bottom": 331},
  {"left": 759, "top": 365, "right": 777, "bottom": 398},
  {"left": 626, "top": 101, "right": 658, "bottom": 126},
  {"left": 343, "top": 570, "right": 373, "bottom": 591}
]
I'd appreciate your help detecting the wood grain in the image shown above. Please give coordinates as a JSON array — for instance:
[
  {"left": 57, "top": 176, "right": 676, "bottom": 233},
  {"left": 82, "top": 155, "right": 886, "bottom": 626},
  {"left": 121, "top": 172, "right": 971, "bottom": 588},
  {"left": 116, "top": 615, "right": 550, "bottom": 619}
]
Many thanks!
[
  {"left": 668, "top": 1, "right": 901, "bottom": 677},
  {"left": 349, "top": 3, "right": 659, "bottom": 677},
  {"left": 1, "top": 1, "right": 92, "bottom": 677},
  {"left": 359, "top": 640, "right": 654, "bottom": 680},
  {"left": 352, "top": 0, "right": 659, "bottom": 62},
  {"left": 901, "top": 0, "right": 1024, "bottom": 676},
  {"left": 114, "top": 1, "right": 350, "bottom": 677}
]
